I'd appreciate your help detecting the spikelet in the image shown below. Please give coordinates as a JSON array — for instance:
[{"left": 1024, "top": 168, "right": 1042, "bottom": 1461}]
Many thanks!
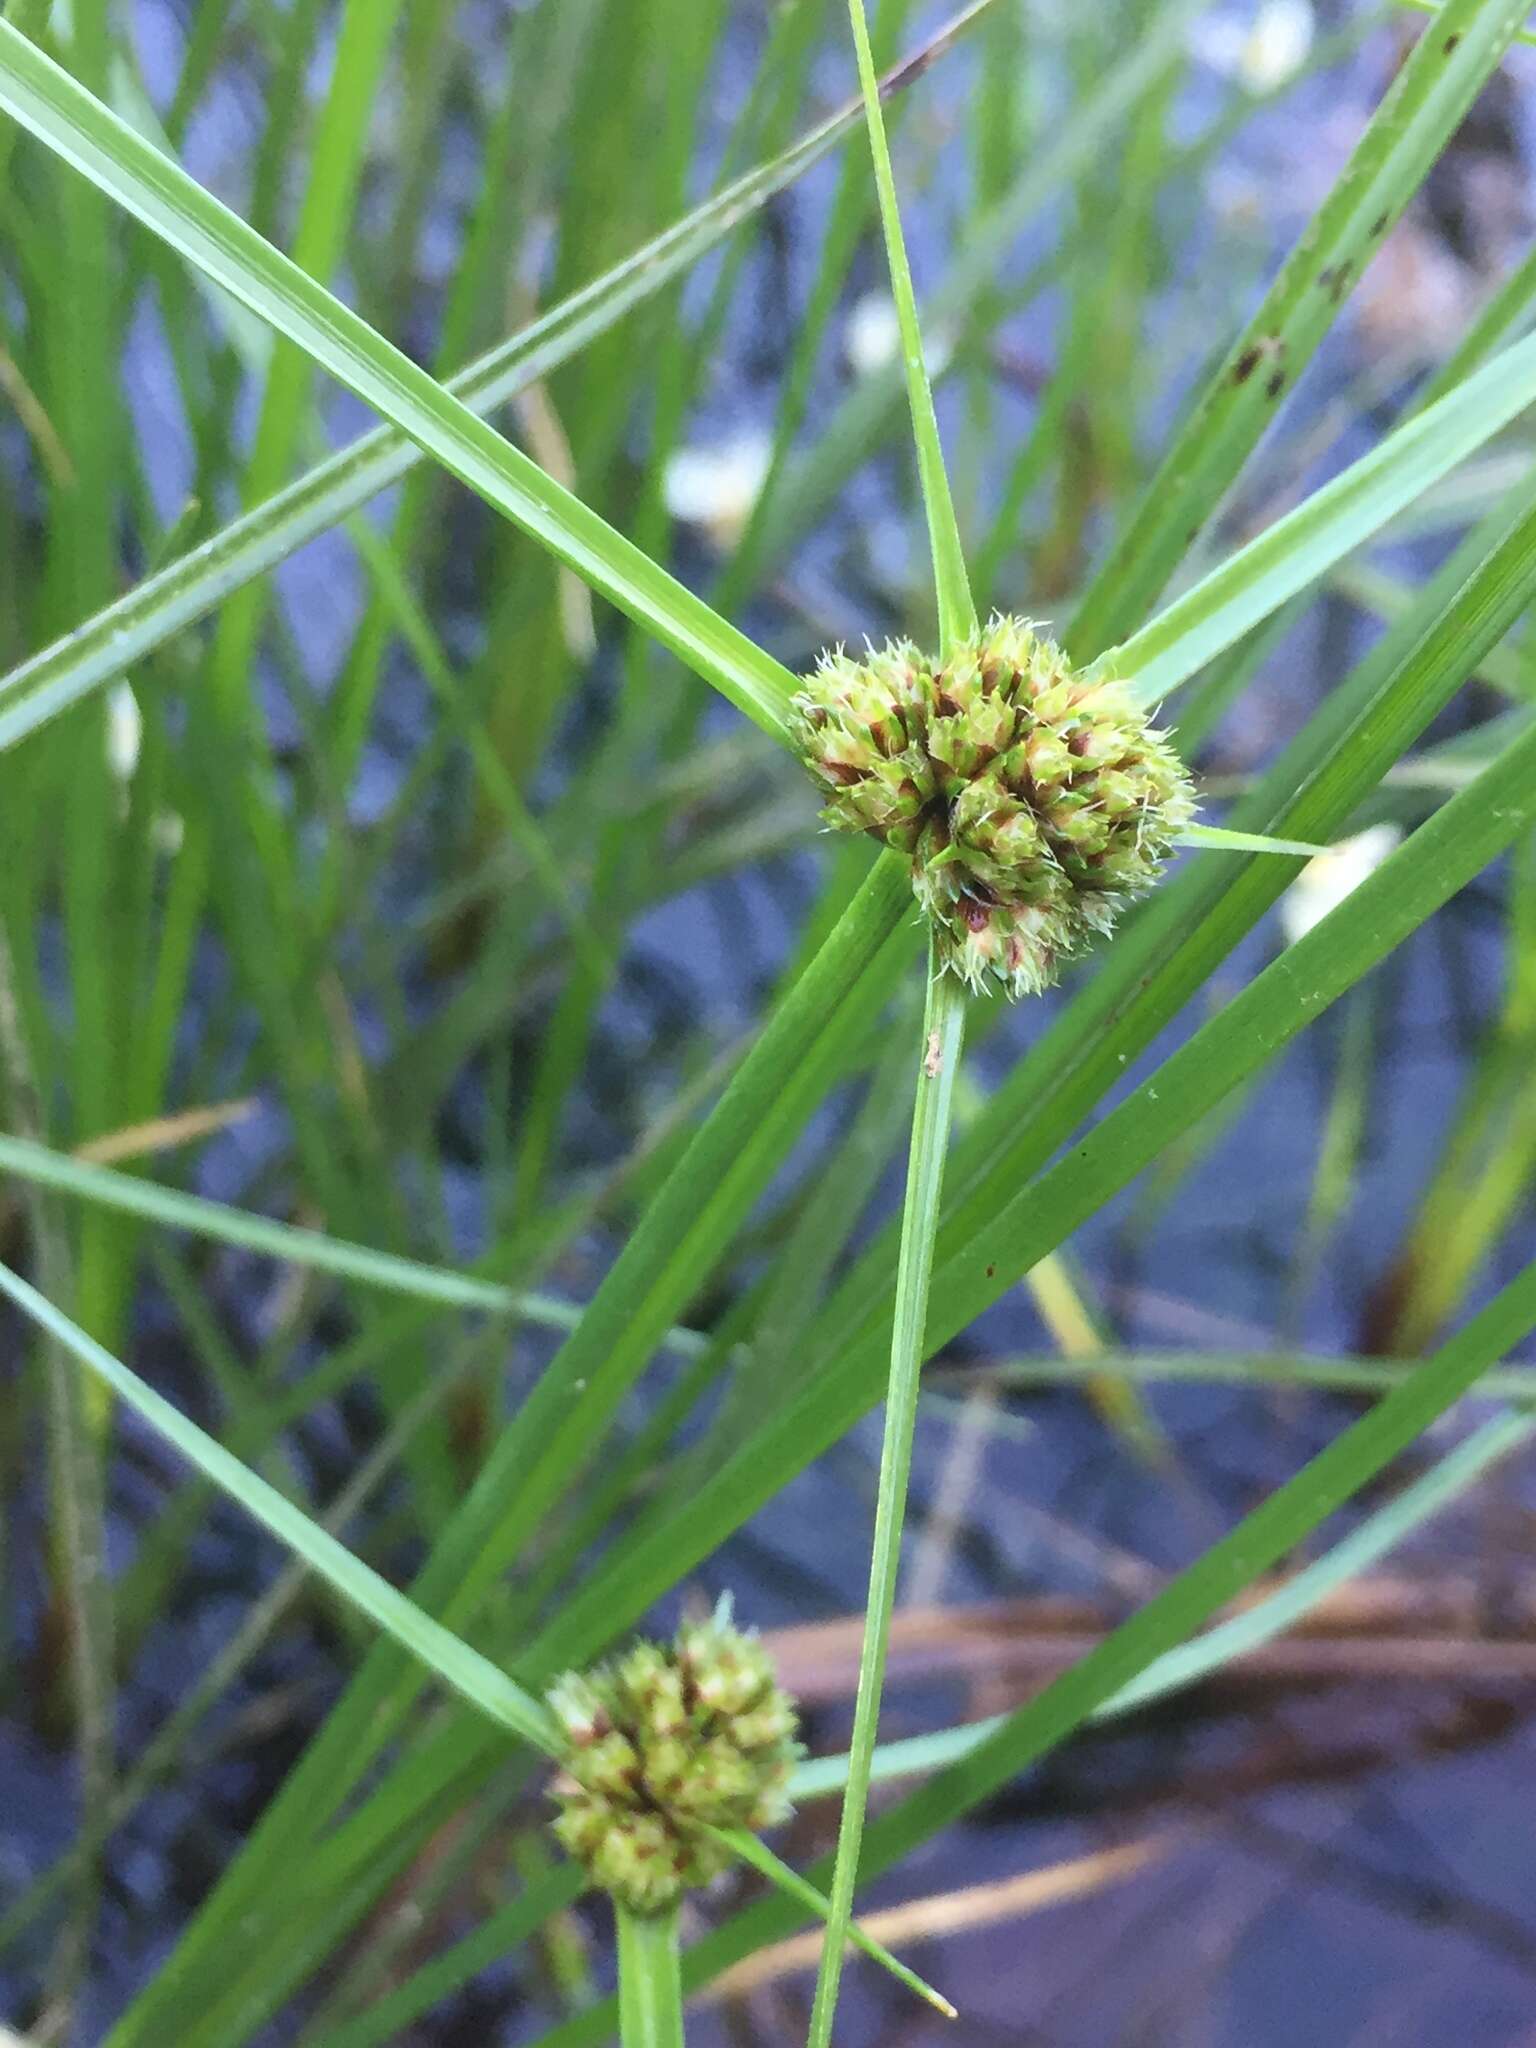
[
  {"left": 545, "top": 1600, "right": 800, "bottom": 1916},
  {"left": 791, "top": 616, "right": 1195, "bottom": 997}
]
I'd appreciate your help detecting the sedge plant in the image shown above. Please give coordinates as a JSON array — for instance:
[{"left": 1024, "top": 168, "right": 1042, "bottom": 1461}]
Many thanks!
[{"left": 3, "top": 1, "right": 1536, "bottom": 2042}]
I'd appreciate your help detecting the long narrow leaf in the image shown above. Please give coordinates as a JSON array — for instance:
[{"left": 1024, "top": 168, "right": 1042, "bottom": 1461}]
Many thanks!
[
  {"left": 715, "top": 1828, "right": 955, "bottom": 2020},
  {"left": 0, "top": 21, "right": 793, "bottom": 735},
  {"left": 97, "top": 858, "right": 914, "bottom": 2047},
  {"left": 502, "top": 1406, "right": 1527, "bottom": 2048},
  {"left": 1103, "top": 329, "right": 1536, "bottom": 705},
  {"left": 845, "top": 1272, "right": 1536, "bottom": 1906},
  {"left": 528, "top": 607, "right": 1536, "bottom": 1672},
  {"left": 0, "top": 1, "right": 997, "bottom": 753},
  {"left": 0, "top": 1261, "right": 559, "bottom": 1752},
  {"left": 1070, "top": 0, "right": 1533, "bottom": 654},
  {"left": 843, "top": 0, "right": 974, "bottom": 652},
  {"left": 0, "top": 1132, "right": 696, "bottom": 1345},
  {"left": 618, "top": 1326, "right": 1536, "bottom": 2044}
]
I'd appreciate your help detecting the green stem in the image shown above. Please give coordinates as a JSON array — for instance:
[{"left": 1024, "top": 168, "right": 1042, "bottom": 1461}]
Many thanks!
[
  {"left": 806, "top": 945, "right": 966, "bottom": 2046},
  {"left": 616, "top": 1903, "right": 684, "bottom": 2048},
  {"left": 845, "top": 0, "right": 975, "bottom": 656},
  {"left": 0, "top": 921, "right": 113, "bottom": 2021}
]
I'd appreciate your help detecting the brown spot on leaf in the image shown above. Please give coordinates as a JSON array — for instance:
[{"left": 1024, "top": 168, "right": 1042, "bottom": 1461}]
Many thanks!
[
  {"left": 1443, "top": 31, "right": 1461, "bottom": 51},
  {"left": 1236, "top": 334, "right": 1286, "bottom": 393}
]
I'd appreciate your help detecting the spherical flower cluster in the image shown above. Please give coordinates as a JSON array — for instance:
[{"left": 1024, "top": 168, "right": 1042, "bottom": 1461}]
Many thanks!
[
  {"left": 791, "top": 616, "right": 1196, "bottom": 998},
  {"left": 545, "top": 1604, "right": 800, "bottom": 1916}
]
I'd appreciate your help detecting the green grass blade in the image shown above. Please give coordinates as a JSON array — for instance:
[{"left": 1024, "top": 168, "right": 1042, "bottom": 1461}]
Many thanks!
[
  {"left": 844, "top": 0, "right": 975, "bottom": 652},
  {"left": 616, "top": 1905, "right": 683, "bottom": 2048},
  {"left": 1398, "top": 0, "right": 1536, "bottom": 44},
  {"left": 1104, "top": 1406, "right": 1536, "bottom": 1716},
  {"left": 442, "top": 856, "right": 914, "bottom": 1635},
  {"left": 0, "top": 126, "right": 802, "bottom": 749},
  {"left": 0, "top": 1132, "right": 698, "bottom": 1344},
  {"left": 806, "top": 950, "right": 964, "bottom": 2045},
  {"left": 789, "top": 1406, "right": 1536, "bottom": 1798},
  {"left": 1070, "top": 0, "right": 1533, "bottom": 656},
  {"left": 96, "top": 860, "right": 914, "bottom": 2047},
  {"left": 1179, "top": 824, "right": 1327, "bottom": 857},
  {"left": 851, "top": 1261, "right": 1536, "bottom": 1888},
  {"left": 0, "top": 2, "right": 998, "bottom": 757},
  {"left": 715, "top": 1829, "right": 954, "bottom": 2020},
  {"left": 318, "top": 1867, "right": 585, "bottom": 2048},
  {"left": 526, "top": 528, "right": 1536, "bottom": 1671},
  {"left": 0, "top": 1259, "right": 558, "bottom": 1753},
  {"left": 582, "top": 1291, "right": 1536, "bottom": 2043},
  {"left": 0, "top": 20, "right": 795, "bottom": 737},
  {"left": 1107, "top": 328, "right": 1536, "bottom": 707}
]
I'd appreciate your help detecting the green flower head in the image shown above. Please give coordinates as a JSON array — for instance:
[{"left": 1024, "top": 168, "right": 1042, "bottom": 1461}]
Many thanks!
[
  {"left": 545, "top": 1599, "right": 800, "bottom": 1916},
  {"left": 791, "top": 615, "right": 1196, "bottom": 998}
]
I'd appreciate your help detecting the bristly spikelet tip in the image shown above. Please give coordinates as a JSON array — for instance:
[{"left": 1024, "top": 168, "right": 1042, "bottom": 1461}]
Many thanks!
[
  {"left": 790, "top": 614, "right": 1196, "bottom": 999},
  {"left": 544, "top": 1609, "right": 800, "bottom": 1916}
]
